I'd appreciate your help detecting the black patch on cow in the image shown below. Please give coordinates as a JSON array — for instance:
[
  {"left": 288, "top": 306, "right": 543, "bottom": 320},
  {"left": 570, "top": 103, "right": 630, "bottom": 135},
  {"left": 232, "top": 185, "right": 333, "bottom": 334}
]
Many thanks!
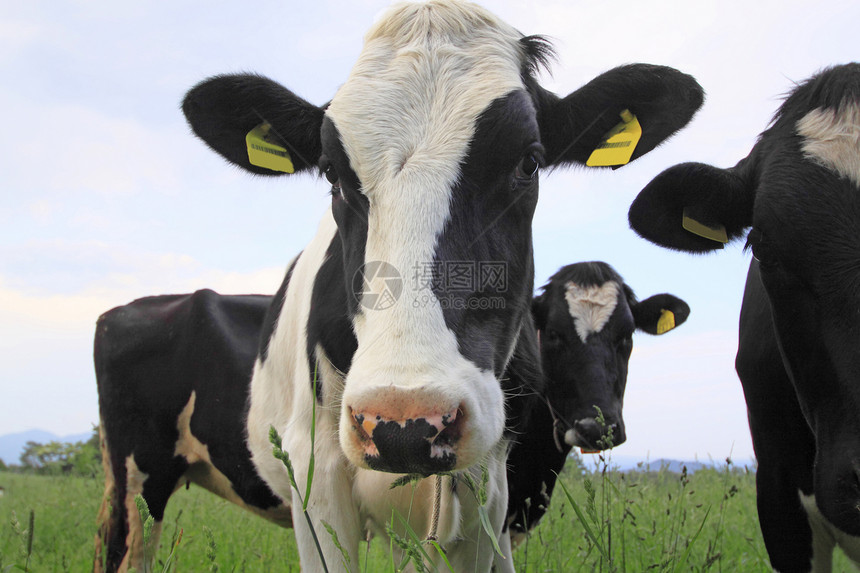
[
  {"left": 306, "top": 235, "right": 359, "bottom": 402},
  {"left": 431, "top": 89, "right": 543, "bottom": 438},
  {"left": 771, "top": 63, "right": 860, "bottom": 127},
  {"left": 304, "top": 117, "right": 366, "bottom": 400}
]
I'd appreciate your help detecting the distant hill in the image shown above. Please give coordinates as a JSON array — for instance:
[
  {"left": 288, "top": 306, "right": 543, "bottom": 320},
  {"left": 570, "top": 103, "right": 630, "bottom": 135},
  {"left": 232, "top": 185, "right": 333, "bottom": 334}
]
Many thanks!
[
  {"left": 579, "top": 453, "right": 756, "bottom": 473},
  {"left": 0, "top": 429, "right": 93, "bottom": 466}
]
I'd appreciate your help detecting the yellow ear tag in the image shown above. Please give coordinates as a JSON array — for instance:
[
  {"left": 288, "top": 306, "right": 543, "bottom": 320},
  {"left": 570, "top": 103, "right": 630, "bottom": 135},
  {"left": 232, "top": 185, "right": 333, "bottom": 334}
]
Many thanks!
[
  {"left": 586, "top": 109, "right": 642, "bottom": 167},
  {"left": 682, "top": 208, "right": 728, "bottom": 244},
  {"left": 656, "top": 309, "right": 676, "bottom": 335},
  {"left": 246, "top": 123, "right": 295, "bottom": 173}
]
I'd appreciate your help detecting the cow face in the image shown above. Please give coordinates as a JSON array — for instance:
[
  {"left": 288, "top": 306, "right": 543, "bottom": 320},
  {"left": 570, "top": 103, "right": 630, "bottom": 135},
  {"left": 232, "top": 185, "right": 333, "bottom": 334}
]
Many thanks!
[
  {"left": 628, "top": 63, "right": 860, "bottom": 530},
  {"left": 183, "top": 1, "right": 703, "bottom": 475},
  {"left": 532, "top": 262, "right": 689, "bottom": 451}
]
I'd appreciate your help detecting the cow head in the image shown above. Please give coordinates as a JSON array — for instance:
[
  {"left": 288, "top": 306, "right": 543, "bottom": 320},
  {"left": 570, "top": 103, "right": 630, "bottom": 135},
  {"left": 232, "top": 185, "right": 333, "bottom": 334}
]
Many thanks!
[
  {"left": 629, "top": 63, "right": 860, "bottom": 529},
  {"left": 182, "top": 1, "right": 703, "bottom": 475},
  {"left": 532, "top": 262, "right": 689, "bottom": 452}
]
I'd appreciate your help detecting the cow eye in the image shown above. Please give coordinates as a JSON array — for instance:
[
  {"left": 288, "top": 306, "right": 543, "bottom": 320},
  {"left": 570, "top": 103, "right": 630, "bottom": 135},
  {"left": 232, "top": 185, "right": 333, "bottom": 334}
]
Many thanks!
[
  {"left": 515, "top": 151, "right": 541, "bottom": 180},
  {"left": 747, "top": 228, "right": 777, "bottom": 267},
  {"left": 319, "top": 156, "right": 342, "bottom": 191}
]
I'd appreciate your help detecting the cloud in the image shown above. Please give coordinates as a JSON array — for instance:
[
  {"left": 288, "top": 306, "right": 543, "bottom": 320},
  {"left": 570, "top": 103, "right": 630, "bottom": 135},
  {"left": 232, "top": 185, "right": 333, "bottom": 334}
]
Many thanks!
[{"left": 0, "top": 255, "right": 285, "bottom": 436}]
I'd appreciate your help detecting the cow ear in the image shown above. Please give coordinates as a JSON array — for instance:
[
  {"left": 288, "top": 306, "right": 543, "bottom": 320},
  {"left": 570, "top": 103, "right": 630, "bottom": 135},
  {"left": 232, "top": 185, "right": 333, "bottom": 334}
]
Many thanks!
[
  {"left": 628, "top": 162, "right": 753, "bottom": 253},
  {"left": 631, "top": 294, "right": 690, "bottom": 335},
  {"left": 537, "top": 64, "right": 704, "bottom": 167},
  {"left": 182, "top": 74, "right": 324, "bottom": 176}
]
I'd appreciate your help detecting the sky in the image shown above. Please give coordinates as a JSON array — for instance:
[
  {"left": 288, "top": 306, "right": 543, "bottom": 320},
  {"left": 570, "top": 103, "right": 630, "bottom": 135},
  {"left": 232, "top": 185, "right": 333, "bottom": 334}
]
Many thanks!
[{"left": 1, "top": 0, "right": 857, "bottom": 463}]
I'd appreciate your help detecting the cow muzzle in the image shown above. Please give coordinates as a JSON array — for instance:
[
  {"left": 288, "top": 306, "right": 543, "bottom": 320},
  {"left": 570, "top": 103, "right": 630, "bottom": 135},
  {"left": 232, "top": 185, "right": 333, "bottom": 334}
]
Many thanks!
[
  {"left": 565, "top": 417, "right": 626, "bottom": 451},
  {"left": 343, "top": 390, "right": 466, "bottom": 475}
]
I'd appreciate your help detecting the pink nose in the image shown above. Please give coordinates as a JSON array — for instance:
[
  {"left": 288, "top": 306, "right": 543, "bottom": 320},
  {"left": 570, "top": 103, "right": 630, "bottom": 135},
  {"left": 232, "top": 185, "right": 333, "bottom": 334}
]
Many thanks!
[{"left": 348, "top": 405, "right": 463, "bottom": 475}]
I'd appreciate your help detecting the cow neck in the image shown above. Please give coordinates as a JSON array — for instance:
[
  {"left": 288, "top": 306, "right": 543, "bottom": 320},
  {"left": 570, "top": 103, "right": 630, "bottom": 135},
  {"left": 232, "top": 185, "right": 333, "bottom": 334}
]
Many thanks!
[{"left": 537, "top": 327, "right": 567, "bottom": 454}]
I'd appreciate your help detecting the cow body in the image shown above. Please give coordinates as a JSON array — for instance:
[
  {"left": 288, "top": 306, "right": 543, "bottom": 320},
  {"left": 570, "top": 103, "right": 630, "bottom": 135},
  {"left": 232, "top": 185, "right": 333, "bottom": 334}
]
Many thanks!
[
  {"left": 628, "top": 63, "right": 860, "bottom": 572},
  {"left": 97, "top": 1, "right": 703, "bottom": 570},
  {"left": 504, "top": 262, "right": 689, "bottom": 540},
  {"left": 93, "top": 290, "right": 291, "bottom": 572}
]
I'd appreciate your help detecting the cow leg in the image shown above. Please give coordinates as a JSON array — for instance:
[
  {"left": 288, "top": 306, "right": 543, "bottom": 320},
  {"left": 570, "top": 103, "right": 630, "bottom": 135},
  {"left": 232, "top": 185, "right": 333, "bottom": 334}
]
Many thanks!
[
  {"left": 737, "top": 263, "right": 819, "bottom": 572},
  {"left": 94, "top": 425, "right": 123, "bottom": 573},
  {"left": 745, "top": 384, "right": 818, "bottom": 572},
  {"left": 113, "top": 452, "right": 184, "bottom": 573}
]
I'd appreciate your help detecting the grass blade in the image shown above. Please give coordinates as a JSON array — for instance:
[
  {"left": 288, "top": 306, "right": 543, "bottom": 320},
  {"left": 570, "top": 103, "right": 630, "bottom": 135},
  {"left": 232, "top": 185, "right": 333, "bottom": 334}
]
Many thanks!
[{"left": 556, "top": 476, "right": 610, "bottom": 562}]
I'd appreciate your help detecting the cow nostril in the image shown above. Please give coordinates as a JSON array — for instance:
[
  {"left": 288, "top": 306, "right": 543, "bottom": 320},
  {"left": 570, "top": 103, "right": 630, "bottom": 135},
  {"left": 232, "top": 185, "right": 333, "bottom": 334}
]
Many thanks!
[{"left": 431, "top": 407, "right": 464, "bottom": 455}]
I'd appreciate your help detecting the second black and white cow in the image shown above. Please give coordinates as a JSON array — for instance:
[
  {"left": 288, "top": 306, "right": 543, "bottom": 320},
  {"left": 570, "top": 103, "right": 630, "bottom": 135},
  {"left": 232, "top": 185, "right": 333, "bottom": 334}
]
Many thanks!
[
  {"left": 628, "top": 63, "right": 860, "bottom": 572},
  {"left": 98, "top": 1, "right": 703, "bottom": 570},
  {"left": 504, "top": 261, "right": 690, "bottom": 540},
  {"left": 93, "top": 291, "right": 290, "bottom": 572}
]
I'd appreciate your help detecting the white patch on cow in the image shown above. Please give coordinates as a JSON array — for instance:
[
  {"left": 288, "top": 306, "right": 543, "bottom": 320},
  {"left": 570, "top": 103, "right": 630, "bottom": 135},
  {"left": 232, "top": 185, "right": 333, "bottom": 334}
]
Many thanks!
[
  {"left": 327, "top": 0, "right": 526, "bottom": 472},
  {"left": 799, "top": 491, "right": 860, "bottom": 571},
  {"left": 564, "top": 281, "right": 620, "bottom": 343},
  {"left": 246, "top": 210, "right": 340, "bottom": 504},
  {"left": 797, "top": 100, "right": 860, "bottom": 188},
  {"left": 173, "top": 392, "right": 292, "bottom": 527}
]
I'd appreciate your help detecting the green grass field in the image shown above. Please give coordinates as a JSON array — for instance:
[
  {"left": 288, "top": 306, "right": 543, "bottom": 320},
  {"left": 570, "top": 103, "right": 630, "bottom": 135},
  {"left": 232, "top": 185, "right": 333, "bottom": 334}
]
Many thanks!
[{"left": 0, "top": 457, "right": 853, "bottom": 572}]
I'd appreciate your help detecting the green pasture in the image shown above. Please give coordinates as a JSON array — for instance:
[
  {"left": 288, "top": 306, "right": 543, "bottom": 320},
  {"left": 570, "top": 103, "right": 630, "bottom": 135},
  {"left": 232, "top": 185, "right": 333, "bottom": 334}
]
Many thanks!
[{"left": 0, "top": 456, "right": 854, "bottom": 572}]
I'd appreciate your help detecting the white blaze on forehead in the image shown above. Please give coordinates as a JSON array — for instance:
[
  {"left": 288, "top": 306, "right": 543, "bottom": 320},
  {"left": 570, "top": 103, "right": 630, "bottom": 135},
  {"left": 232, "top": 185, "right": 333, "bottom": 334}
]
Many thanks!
[
  {"left": 797, "top": 100, "right": 860, "bottom": 188},
  {"left": 565, "top": 281, "right": 620, "bottom": 343}
]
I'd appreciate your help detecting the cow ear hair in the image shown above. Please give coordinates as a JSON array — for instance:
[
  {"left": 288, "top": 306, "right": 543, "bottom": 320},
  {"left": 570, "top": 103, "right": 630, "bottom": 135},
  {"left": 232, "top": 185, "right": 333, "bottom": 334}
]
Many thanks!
[
  {"left": 537, "top": 64, "right": 704, "bottom": 167},
  {"left": 182, "top": 74, "right": 324, "bottom": 176},
  {"left": 631, "top": 294, "right": 690, "bottom": 335},
  {"left": 628, "top": 162, "right": 753, "bottom": 253}
]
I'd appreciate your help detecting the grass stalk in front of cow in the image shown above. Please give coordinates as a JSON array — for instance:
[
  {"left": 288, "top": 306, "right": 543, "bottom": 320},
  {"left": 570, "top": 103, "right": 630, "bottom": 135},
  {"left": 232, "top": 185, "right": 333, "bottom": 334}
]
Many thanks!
[{"left": 269, "top": 426, "right": 329, "bottom": 573}]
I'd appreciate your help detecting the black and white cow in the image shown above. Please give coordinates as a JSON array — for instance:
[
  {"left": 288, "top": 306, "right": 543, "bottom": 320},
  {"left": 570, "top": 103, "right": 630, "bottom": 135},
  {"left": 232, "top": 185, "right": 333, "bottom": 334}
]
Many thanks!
[
  {"left": 628, "top": 63, "right": 860, "bottom": 572},
  {"left": 97, "top": 1, "right": 703, "bottom": 570},
  {"left": 93, "top": 291, "right": 290, "bottom": 572},
  {"left": 504, "top": 261, "right": 690, "bottom": 541}
]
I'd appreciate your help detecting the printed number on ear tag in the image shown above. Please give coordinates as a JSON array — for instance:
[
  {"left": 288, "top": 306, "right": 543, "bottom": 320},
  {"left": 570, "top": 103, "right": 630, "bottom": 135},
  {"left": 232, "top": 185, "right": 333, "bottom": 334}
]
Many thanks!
[
  {"left": 246, "top": 122, "right": 295, "bottom": 173},
  {"left": 682, "top": 208, "right": 728, "bottom": 245},
  {"left": 586, "top": 109, "right": 642, "bottom": 167}
]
